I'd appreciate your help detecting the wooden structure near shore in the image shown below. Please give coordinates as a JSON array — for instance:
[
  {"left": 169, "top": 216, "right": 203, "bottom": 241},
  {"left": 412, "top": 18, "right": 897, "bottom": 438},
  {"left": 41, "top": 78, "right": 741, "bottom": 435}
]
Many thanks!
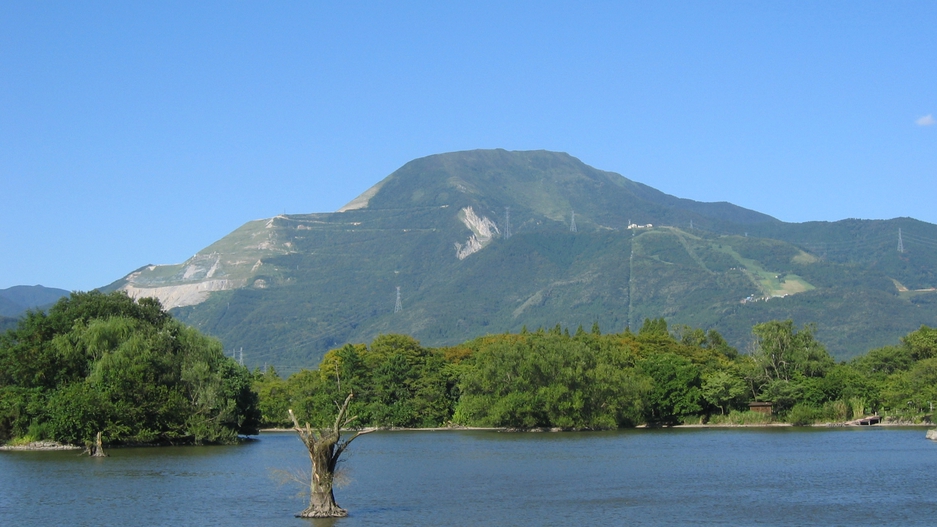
[{"left": 748, "top": 402, "right": 773, "bottom": 416}]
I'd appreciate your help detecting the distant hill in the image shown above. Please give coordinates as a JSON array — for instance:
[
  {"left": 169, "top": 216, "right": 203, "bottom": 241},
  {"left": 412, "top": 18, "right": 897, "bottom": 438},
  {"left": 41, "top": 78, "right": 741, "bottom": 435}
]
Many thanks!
[
  {"left": 0, "top": 285, "right": 70, "bottom": 318},
  {"left": 104, "top": 149, "right": 937, "bottom": 372}
]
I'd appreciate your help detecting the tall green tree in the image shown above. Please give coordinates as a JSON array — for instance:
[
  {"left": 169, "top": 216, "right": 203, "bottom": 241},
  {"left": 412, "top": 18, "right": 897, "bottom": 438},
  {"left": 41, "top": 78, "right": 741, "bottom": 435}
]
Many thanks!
[
  {"left": 750, "top": 320, "right": 833, "bottom": 382},
  {"left": 701, "top": 370, "right": 747, "bottom": 415},
  {"left": 456, "top": 333, "right": 649, "bottom": 428},
  {"left": 638, "top": 353, "right": 702, "bottom": 423}
]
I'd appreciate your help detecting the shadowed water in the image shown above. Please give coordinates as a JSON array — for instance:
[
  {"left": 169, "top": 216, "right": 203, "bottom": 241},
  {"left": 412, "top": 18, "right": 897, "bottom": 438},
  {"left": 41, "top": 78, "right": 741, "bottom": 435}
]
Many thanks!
[{"left": 2, "top": 427, "right": 935, "bottom": 526}]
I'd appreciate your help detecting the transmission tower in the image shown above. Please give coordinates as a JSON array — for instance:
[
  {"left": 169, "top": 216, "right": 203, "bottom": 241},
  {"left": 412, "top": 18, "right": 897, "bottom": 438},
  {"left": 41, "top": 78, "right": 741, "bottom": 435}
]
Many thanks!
[
  {"left": 570, "top": 210, "right": 577, "bottom": 233},
  {"left": 898, "top": 228, "right": 905, "bottom": 253},
  {"left": 394, "top": 286, "right": 402, "bottom": 313},
  {"left": 504, "top": 207, "right": 511, "bottom": 239}
]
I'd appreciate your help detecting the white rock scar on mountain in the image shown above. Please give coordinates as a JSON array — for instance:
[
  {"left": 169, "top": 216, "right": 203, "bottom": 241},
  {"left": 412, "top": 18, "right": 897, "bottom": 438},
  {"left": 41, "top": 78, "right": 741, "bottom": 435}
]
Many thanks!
[{"left": 454, "top": 206, "right": 500, "bottom": 260}]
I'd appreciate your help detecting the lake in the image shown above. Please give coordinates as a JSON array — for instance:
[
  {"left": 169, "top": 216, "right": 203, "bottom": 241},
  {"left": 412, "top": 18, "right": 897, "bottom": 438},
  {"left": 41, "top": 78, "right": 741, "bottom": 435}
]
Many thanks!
[{"left": 1, "top": 427, "right": 936, "bottom": 526}]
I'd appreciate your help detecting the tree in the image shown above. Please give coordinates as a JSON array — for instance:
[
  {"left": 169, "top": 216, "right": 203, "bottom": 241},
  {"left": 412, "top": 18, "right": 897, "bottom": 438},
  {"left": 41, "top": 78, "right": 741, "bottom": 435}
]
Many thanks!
[
  {"left": 309, "top": 336, "right": 457, "bottom": 428},
  {"left": 749, "top": 320, "right": 833, "bottom": 384},
  {"left": 288, "top": 394, "right": 373, "bottom": 518},
  {"left": 881, "top": 358, "right": 937, "bottom": 416},
  {"left": 701, "top": 370, "right": 747, "bottom": 415},
  {"left": 850, "top": 345, "right": 913, "bottom": 379},
  {"left": 638, "top": 353, "right": 702, "bottom": 423},
  {"left": 639, "top": 317, "right": 667, "bottom": 336},
  {"left": 903, "top": 326, "right": 937, "bottom": 361},
  {"left": 454, "top": 332, "right": 649, "bottom": 429}
]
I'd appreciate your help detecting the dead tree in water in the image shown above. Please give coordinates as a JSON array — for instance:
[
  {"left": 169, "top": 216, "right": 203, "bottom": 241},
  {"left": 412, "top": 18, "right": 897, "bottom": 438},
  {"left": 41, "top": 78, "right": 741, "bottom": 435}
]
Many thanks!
[
  {"left": 83, "top": 431, "right": 107, "bottom": 457},
  {"left": 91, "top": 431, "right": 107, "bottom": 457},
  {"left": 288, "top": 393, "right": 373, "bottom": 518}
]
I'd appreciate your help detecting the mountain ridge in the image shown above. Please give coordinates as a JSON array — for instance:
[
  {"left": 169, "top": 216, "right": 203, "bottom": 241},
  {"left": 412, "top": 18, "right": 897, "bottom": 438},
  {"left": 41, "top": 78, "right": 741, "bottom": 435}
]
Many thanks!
[
  {"left": 0, "top": 285, "right": 70, "bottom": 318},
  {"left": 90, "top": 149, "right": 936, "bottom": 371}
]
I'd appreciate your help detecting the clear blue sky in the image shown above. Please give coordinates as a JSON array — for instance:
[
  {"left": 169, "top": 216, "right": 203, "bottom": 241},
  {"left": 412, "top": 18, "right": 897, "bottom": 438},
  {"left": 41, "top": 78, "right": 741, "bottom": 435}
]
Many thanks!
[{"left": 2, "top": 2, "right": 935, "bottom": 291}]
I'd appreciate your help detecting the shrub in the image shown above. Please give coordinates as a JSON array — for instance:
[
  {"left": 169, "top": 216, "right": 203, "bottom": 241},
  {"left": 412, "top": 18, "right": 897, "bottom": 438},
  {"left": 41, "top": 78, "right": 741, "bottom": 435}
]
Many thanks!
[
  {"left": 707, "top": 410, "right": 773, "bottom": 426},
  {"left": 787, "top": 404, "right": 821, "bottom": 426}
]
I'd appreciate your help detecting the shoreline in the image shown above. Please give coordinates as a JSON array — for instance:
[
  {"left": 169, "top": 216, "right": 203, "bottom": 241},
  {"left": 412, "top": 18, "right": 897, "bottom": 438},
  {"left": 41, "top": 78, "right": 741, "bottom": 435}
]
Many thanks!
[
  {"left": 262, "top": 420, "right": 935, "bottom": 434},
  {"left": 0, "top": 441, "right": 82, "bottom": 452},
  {"left": 260, "top": 426, "right": 504, "bottom": 433},
  {"left": 6, "top": 421, "right": 933, "bottom": 450}
]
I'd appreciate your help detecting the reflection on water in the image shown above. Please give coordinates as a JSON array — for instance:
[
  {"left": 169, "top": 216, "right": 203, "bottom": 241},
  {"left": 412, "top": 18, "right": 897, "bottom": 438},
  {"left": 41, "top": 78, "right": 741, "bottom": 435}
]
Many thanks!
[{"left": 2, "top": 428, "right": 936, "bottom": 526}]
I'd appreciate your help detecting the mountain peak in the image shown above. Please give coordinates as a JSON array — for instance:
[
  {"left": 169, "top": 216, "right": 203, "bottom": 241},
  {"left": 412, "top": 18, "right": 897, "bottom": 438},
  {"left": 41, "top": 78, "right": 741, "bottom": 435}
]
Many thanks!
[{"left": 341, "top": 148, "right": 775, "bottom": 229}]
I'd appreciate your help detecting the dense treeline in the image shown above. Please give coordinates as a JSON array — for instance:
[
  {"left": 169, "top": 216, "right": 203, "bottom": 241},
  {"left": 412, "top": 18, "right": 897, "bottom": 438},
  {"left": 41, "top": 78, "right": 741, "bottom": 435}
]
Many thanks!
[
  {"left": 0, "top": 291, "right": 260, "bottom": 446},
  {"left": 259, "top": 319, "right": 937, "bottom": 429},
  {"left": 4, "top": 291, "right": 934, "bottom": 444}
]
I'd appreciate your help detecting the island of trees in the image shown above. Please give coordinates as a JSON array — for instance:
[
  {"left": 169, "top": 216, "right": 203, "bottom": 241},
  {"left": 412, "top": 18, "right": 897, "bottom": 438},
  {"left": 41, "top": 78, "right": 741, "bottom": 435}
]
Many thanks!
[{"left": 0, "top": 291, "right": 260, "bottom": 447}]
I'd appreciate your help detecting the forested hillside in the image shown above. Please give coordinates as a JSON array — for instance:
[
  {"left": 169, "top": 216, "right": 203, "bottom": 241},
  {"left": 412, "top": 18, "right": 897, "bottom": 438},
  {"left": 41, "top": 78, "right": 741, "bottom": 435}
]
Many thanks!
[{"left": 98, "top": 150, "right": 937, "bottom": 372}]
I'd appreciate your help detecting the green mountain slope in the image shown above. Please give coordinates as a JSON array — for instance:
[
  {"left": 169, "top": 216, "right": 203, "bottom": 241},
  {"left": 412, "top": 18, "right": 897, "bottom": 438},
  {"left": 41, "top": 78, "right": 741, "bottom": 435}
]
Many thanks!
[{"left": 106, "top": 150, "right": 937, "bottom": 372}]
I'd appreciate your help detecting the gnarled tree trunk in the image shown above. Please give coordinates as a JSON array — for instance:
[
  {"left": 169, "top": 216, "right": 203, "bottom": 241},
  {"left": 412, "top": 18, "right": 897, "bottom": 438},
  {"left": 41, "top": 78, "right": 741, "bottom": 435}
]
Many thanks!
[
  {"left": 83, "top": 431, "right": 107, "bottom": 457},
  {"left": 91, "top": 431, "right": 107, "bottom": 457},
  {"left": 289, "top": 393, "right": 372, "bottom": 518}
]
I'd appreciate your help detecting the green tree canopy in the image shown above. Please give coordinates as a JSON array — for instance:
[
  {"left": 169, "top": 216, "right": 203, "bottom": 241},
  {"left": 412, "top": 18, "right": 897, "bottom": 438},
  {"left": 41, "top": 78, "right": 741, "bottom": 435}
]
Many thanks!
[
  {"left": 0, "top": 291, "right": 260, "bottom": 445},
  {"left": 253, "top": 321, "right": 937, "bottom": 429},
  {"left": 750, "top": 320, "right": 834, "bottom": 384}
]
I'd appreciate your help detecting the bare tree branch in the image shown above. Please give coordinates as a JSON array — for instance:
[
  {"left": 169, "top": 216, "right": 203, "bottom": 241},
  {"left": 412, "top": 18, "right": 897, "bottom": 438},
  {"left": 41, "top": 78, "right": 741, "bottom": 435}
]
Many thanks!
[
  {"left": 333, "top": 428, "right": 375, "bottom": 460},
  {"left": 332, "top": 393, "right": 355, "bottom": 433},
  {"left": 287, "top": 393, "right": 369, "bottom": 518}
]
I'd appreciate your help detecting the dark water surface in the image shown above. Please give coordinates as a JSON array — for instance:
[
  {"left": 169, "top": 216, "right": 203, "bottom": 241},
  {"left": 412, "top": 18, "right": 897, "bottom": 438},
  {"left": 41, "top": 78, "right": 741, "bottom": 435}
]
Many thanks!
[{"left": 2, "top": 427, "right": 936, "bottom": 526}]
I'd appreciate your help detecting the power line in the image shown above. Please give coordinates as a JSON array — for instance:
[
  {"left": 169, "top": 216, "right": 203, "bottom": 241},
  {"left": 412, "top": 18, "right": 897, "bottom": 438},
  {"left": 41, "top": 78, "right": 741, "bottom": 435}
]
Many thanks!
[
  {"left": 628, "top": 240, "right": 635, "bottom": 330},
  {"left": 504, "top": 207, "right": 511, "bottom": 240},
  {"left": 902, "top": 232, "right": 937, "bottom": 249},
  {"left": 258, "top": 310, "right": 375, "bottom": 356}
]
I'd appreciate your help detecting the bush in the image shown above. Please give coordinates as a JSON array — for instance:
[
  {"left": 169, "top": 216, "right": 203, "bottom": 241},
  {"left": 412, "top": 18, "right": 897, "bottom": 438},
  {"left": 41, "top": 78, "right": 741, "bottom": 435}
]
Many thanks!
[
  {"left": 787, "top": 404, "right": 822, "bottom": 426},
  {"left": 825, "top": 399, "right": 850, "bottom": 422},
  {"left": 707, "top": 410, "right": 773, "bottom": 426}
]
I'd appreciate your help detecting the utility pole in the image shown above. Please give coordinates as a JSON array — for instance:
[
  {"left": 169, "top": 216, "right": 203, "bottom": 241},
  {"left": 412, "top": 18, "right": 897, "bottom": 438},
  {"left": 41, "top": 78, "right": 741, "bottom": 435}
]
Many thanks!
[
  {"left": 570, "top": 210, "right": 577, "bottom": 233},
  {"left": 898, "top": 228, "right": 905, "bottom": 253},
  {"left": 394, "top": 286, "right": 402, "bottom": 313}
]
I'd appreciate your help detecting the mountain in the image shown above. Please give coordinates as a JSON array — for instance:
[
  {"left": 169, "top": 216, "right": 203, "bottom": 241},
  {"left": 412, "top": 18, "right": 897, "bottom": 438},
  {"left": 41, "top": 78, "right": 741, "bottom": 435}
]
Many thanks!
[
  {"left": 104, "top": 149, "right": 937, "bottom": 372},
  {"left": 0, "top": 285, "right": 71, "bottom": 318}
]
